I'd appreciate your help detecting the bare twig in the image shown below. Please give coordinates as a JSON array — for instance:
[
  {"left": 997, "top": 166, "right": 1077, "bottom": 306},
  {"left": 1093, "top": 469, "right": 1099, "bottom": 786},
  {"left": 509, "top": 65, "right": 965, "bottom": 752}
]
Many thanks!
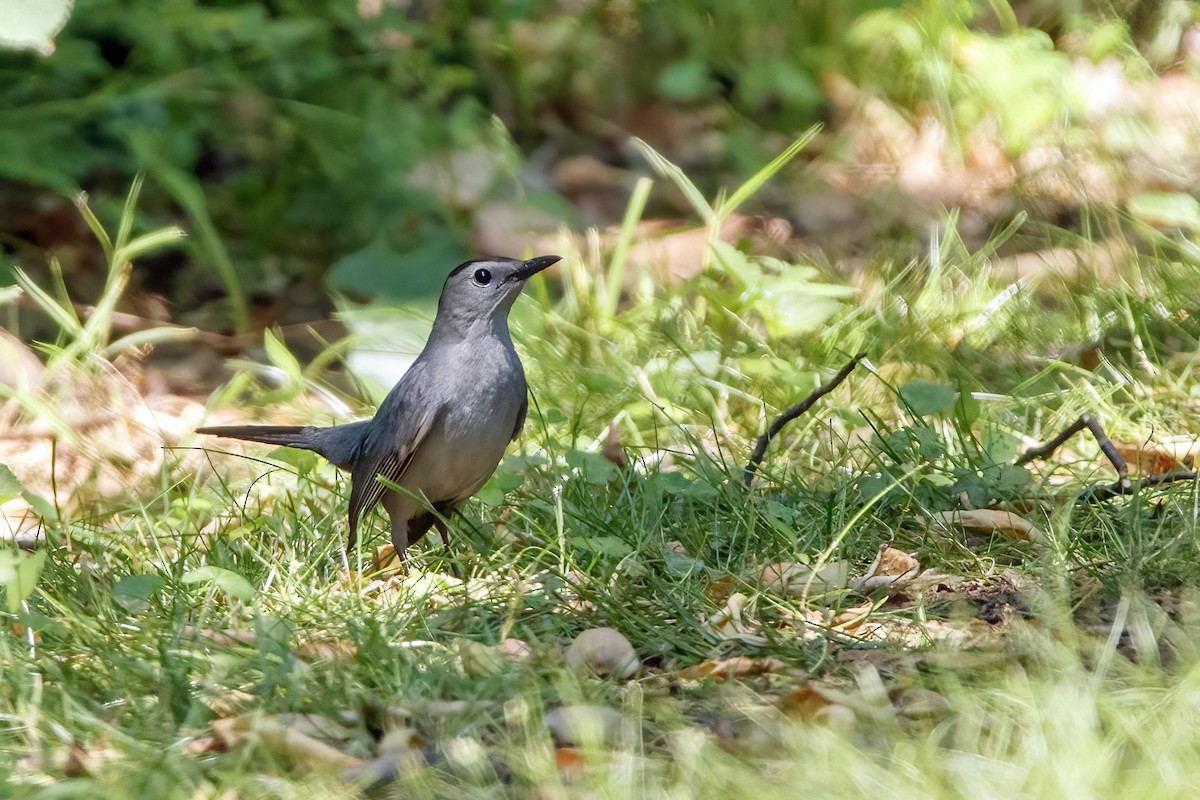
[
  {"left": 1016, "top": 414, "right": 1197, "bottom": 501},
  {"left": 744, "top": 351, "right": 866, "bottom": 487},
  {"left": 1082, "top": 470, "right": 1199, "bottom": 501},
  {"left": 1015, "top": 414, "right": 1129, "bottom": 480}
]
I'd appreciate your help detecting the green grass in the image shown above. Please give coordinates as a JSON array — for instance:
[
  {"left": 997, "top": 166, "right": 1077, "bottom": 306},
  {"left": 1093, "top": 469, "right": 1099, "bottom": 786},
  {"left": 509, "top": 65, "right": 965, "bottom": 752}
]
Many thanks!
[{"left": 6, "top": 153, "right": 1200, "bottom": 798}]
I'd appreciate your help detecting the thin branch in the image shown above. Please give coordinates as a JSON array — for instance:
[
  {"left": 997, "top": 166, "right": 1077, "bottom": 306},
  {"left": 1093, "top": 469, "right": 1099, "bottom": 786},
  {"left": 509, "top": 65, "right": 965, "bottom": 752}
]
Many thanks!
[
  {"left": 744, "top": 351, "right": 866, "bottom": 487},
  {"left": 1016, "top": 413, "right": 1197, "bottom": 501},
  {"left": 1015, "top": 414, "right": 1129, "bottom": 480},
  {"left": 1082, "top": 470, "right": 1199, "bottom": 501}
]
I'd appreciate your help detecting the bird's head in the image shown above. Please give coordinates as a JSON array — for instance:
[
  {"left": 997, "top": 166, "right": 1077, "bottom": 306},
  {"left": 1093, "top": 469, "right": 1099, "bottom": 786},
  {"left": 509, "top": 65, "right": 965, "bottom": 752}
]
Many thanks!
[{"left": 433, "top": 255, "right": 561, "bottom": 338}]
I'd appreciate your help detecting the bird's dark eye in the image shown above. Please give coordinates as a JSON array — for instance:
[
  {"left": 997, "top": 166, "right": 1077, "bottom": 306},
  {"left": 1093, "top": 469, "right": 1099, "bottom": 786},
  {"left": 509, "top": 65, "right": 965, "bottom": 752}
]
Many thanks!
[{"left": 473, "top": 268, "right": 492, "bottom": 286}]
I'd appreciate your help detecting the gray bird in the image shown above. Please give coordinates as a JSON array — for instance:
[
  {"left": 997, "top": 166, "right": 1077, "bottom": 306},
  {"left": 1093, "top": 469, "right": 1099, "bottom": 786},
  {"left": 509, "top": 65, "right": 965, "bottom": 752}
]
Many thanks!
[{"left": 198, "top": 254, "right": 560, "bottom": 560}]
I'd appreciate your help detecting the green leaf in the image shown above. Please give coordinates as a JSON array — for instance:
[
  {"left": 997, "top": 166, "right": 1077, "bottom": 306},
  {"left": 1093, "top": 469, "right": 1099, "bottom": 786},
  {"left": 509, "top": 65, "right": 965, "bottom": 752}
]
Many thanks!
[
  {"left": 657, "top": 59, "right": 711, "bottom": 101},
  {"left": 113, "top": 573, "right": 165, "bottom": 613},
  {"left": 1128, "top": 193, "right": 1200, "bottom": 231},
  {"left": 661, "top": 546, "right": 704, "bottom": 576},
  {"left": 630, "top": 138, "right": 713, "bottom": 222},
  {"left": 993, "top": 463, "right": 1033, "bottom": 493},
  {"left": 0, "top": 550, "right": 47, "bottom": 613},
  {"left": 0, "top": 464, "right": 22, "bottom": 504},
  {"left": 477, "top": 461, "right": 527, "bottom": 506},
  {"left": 565, "top": 450, "right": 621, "bottom": 484},
  {"left": 709, "top": 241, "right": 760, "bottom": 288},
  {"left": 899, "top": 380, "right": 958, "bottom": 416},
  {"left": 267, "top": 446, "right": 317, "bottom": 477},
  {"left": 569, "top": 535, "right": 634, "bottom": 558},
  {"left": 647, "top": 471, "right": 693, "bottom": 494},
  {"left": 720, "top": 126, "right": 820, "bottom": 218},
  {"left": 327, "top": 235, "right": 467, "bottom": 301},
  {"left": 22, "top": 491, "right": 58, "bottom": 521},
  {"left": 182, "top": 566, "right": 255, "bottom": 601},
  {"left": 955, "top": 390, "right": 981, "bottom": 426}
]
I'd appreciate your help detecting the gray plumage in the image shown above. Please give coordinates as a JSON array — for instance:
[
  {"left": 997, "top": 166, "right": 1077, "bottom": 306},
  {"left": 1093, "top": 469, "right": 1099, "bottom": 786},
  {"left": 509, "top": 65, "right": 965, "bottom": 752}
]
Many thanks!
[{"left": 198, "top": 254, "right": 560, "bottom": 559}]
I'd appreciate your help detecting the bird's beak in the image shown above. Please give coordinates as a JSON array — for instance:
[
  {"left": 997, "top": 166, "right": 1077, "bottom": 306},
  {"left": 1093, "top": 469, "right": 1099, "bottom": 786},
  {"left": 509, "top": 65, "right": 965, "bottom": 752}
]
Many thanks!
[{"left": 510, "top": 255, "right": 561, "bottom": 282}]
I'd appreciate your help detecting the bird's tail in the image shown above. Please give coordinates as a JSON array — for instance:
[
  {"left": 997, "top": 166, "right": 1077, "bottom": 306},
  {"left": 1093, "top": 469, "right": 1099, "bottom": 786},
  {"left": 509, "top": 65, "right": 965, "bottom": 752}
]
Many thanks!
[{"left": 197, "top": 421, "right": 369, "bottom": 470}]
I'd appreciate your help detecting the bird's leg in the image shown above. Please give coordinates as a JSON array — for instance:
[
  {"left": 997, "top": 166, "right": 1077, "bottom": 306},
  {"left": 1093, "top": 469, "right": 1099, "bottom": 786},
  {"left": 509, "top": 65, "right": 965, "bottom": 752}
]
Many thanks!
[
  {"left": 431, "top": 517, "right": 464, "bottom": 580},
  {"left": 434, "top": 515, "right": 465, "bottom": 578},
  {"left": 367, "top": 500, "right": 409, "bottom": 576},
  {"left": 389, "top": 526, "right": 410, "bottom": 567},
  {"left": 434, "top": 518, "right": 451, "bottom": 549}
]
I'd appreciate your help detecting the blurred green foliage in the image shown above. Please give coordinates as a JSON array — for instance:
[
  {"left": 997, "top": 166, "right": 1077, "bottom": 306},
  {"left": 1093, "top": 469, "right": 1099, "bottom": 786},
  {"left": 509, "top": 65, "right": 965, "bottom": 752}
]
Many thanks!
[
  {"left": 0, "top": 0, "right": 909, "bottom": 326},
  {"left": 0, "top": 0, "right": 1184, "bottom": 329}
]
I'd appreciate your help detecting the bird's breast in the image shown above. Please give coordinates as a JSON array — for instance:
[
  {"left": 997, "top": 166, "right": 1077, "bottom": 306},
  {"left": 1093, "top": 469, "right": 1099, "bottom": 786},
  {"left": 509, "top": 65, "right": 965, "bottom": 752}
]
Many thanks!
[{"left": 400, "top": 339, "right": 526, "bottom": 504}]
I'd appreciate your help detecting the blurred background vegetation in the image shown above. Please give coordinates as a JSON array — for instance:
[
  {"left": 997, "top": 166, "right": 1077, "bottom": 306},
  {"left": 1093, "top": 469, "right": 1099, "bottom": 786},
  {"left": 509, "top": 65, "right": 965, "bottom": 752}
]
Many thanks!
[{"left": 1, "top": 0, "right": 1198, "bottom": 342}]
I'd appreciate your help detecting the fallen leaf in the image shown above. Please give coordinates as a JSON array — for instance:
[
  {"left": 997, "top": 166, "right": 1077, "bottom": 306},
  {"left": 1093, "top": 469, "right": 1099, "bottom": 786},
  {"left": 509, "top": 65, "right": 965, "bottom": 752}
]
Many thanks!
[
  {"left": 294, "top": 638, "right": 358, "bottom": 661},
  {"left": 1113, "top": 437, "right": 1198, "bottom": 477},
  {"left": 600, "top": 422, "right": 626, "bottom": 468},
  {"left": 831, "top": 600, "right": 877, "bottom": 632},
  {"left": 704, "top": 575, "right": 736, "bottom": 603},
  {"left": 458, "top": 640, "right": 510, "bottom": 678},
  {"left": 555, "top": 747, "right": 587, "bottom": 778},
  {"left": 210, "top": 714, "right": 361, "bottom": 773},
  {"left": 702, "top": 592, "right": 767, "bottom": 646},
  {"left": 544, "top": 705, "right": 622, "bottom": 746},
  {"left": 565, "top": 627, "right": 640, "bottom": 679},
  {"left": 891, "top": 687, "right": 951, "bottom": 724},
  {"left": 674, "top": 656, "right": 786, "bottom": 682},
  {"left": 761, "top": 560, "right": 850, "bottom": 599},
  {"left": 342, "top": 726, "right": 427, "bottom": 789},
  {"left": 927, "top": 509, "right": 1044, "bottom": 543},
  {"left": 849, "top": 546, "right": 921, "bottom": 593},
  {"left": 500, "top": 637, "right": 532, "bottom": 661}
]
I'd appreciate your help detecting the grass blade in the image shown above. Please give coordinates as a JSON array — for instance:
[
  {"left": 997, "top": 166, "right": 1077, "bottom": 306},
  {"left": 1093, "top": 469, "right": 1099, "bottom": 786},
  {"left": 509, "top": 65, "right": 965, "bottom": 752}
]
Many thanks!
[
  {"left": 631, "top": 138, "right": 713, "bottom": 222},
  {"left": 601, "top": 176, "right": 653, "bottom": 320},
  {"left": 718, "top": 125, "right": 820, "bottom": 218},
  {"left": 113, "top": 226, "right": 187, "bottom": 266},
  {"left": 12, "top": 266, "right": 83, "bottom": 337},
  {"left": 114, "top": 171, "right": 146, "bottom": 255},
  {"left": 74, "top": 192, "right": 113, "bottom": 261}
]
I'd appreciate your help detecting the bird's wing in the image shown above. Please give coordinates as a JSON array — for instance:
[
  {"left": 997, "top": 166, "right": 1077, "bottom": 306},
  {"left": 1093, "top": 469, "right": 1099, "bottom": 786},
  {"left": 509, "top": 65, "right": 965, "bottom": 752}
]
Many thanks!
[{"left": 345, "top": 364, "right": 441, "bottom": 551}]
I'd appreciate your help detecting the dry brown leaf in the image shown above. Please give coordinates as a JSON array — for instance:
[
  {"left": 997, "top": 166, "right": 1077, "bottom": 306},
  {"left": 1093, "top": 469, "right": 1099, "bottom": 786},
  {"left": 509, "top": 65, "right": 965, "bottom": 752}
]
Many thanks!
[
  {"left": 554, "top": 747, "right": 587, "bottom": 778},
  {"left": 343, "top": 727, "right": 428, "bottom": 789},
  {"left": 1113, "top": 437, "right": 1198, "bottom": 477},
  {"left": 702, "top": 592, "right": 767, "bottom": 646},
  {"left": 760, "top": 560, "right": 850, "bottom": 598},
  {"left": 458, "top": 640, "right": 510, "bottom": 678},
  {"left": 779, "top": 684, "right": 859, "bottom": 731},
  {"left": 891, "top": 687, "right": 952, "bottom": 723},
  {"left": 210, "top": 714, "right": 361, "bottom": 772},
  {"left": 500, "top": 637, "right": 532, "bottom": 661},
  {"left": 0, "top": 350, "right": 209, "bottom": 519},
  {"left": 778, "top": 686, "right": 834, "bottom": 720},
  {"left": 849, "top": 546, "right": 920, "bottom": 594},
  {"left": 928, "top": 509, "right": 1045, "bottom": 543},
  {"left": 294, "top": 638, "right": 358, "bottom": 662},
  {"left": 704, "top": 575, "right": 736, "bottom": 603},
  {"left": 565, "top": 627, "right": 639, "bottom": 679},
  {"left": 600, "top": 421, "right": 626, "bottom": 468},
  {"left": 674, "top": 656, "right": 786, "bottom": 682},
  {"left": 544, "top": 705, "right": 622, "bottom": 746},
  {"left": 831, "top": 600, "right": 877, "bottom": 632}
]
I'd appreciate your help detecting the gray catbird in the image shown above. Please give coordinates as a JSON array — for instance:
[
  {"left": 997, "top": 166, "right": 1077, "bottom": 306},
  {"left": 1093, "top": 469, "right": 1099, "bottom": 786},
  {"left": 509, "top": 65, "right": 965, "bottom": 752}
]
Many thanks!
[{"left": 198, "top": 254, "right": 560, "bottom": 559}]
